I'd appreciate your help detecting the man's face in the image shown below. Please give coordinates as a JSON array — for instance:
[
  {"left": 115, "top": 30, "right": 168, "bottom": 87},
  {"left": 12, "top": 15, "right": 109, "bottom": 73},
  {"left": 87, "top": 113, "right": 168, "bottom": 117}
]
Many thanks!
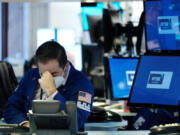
[{"left": 38, "top": 59, "right": 64, "bottom": 77}]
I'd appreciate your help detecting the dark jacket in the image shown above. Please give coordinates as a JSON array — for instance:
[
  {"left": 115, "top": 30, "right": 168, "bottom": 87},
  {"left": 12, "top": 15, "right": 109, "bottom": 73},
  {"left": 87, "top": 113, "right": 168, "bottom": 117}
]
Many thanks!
[{"left": 3, "top": 64, "right": 94, "bottom": 131}]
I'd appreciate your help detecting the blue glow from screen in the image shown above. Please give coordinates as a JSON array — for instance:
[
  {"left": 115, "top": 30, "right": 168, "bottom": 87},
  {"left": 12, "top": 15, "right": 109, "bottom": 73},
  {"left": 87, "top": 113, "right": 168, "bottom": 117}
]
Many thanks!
[
  {"left": 129, "top": 55, "right": 180, "bottom": 106},
  {"left": 108, "top": 58, "right": 138, "bottom": 99},
  {"left": 145, "top": 0, "right": 180, "bottom": 50}
]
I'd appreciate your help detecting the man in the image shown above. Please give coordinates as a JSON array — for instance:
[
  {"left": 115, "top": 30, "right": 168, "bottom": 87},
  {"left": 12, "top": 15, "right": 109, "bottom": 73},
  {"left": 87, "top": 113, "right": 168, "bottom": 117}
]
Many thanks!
[{"left": 3, "top": 41, "right": 94, "bottom": 131}]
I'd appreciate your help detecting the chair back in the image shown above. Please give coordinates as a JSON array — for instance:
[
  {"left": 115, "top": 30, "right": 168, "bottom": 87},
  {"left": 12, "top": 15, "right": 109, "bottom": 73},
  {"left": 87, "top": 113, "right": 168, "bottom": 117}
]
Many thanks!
[{"left": 0, "top": 61, "right": 18, "bottom": 117}]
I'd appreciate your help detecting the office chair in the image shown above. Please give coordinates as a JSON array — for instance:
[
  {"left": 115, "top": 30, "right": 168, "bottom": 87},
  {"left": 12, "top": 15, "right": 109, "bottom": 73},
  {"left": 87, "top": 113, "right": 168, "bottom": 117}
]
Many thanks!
[{"left": 0, "top": 61, "right": 18, "bottom": 118}]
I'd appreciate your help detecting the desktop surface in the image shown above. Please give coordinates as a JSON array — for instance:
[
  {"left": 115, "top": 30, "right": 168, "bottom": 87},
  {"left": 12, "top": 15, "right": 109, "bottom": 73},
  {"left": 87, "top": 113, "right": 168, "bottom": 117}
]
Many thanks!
[
  {"left": 92, "top": 100, "right": 137, "bottom": 116},
  {"left": 87, "top": 130, "right": 150, "bottom": 135},
  {"left": 0, "top": 124, "right": 29, "bottom": 134},
  {"left": 85, "top": 120, "right": 128, "bottom": 131}
]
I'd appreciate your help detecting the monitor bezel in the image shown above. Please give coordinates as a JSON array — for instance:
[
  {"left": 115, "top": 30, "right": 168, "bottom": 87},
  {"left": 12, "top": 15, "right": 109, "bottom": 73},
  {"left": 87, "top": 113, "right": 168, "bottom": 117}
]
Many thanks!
[
  {"left": 104, "top": 56, "right": 139, "bottom": 101},
  {"left": 144, "top": 0, "right": 180, "bottom": 54},
  {"left": 128, "top": 54, "right": 180, "bottom": 109}
]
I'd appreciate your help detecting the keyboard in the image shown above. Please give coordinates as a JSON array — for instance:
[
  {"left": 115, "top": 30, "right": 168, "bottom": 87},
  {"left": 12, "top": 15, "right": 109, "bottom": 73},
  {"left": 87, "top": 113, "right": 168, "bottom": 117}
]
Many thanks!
[
  {"left": 0, "top": 124, "right": 29, "bottom": 133},
  {"left": 149, "top": 123, "right": 180, "bottom": 135}
]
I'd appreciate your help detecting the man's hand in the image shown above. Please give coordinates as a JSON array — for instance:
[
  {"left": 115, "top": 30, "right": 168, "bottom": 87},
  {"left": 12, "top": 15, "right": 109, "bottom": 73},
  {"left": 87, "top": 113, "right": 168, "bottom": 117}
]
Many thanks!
[
  {"left": 22, "top": 122, "right": 30, "bottom": 128},
  {"left": 38, "top": 71, "right": 57, "bottom": 97}
]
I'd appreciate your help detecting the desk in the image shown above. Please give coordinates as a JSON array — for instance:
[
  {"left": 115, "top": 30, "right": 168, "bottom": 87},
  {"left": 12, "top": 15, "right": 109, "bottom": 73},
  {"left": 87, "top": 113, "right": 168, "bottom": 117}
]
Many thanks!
[
  {"left": 93, "top": 101, "right": 137, "bottom": 117},
  {"left": 87, "top": 130, "right": 150, "bottom": 135},
  {"left": 85, "top": 120, "right": 127, "bottom": 131},
  {"left": 0, "top": 130, "right": 150, "bottom": 135},
  {"left": 117, "top": 112, "right": 136, "bottom": 117}
]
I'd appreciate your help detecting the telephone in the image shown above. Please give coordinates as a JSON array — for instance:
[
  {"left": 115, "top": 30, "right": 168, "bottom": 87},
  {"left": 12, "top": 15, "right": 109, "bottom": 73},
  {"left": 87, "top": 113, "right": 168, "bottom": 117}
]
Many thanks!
[
  {"left": 87, "top": 106, "right": 122, "bottom": 122},
  {"left": 149, "top": 123, "right": 180, "bottom": 135}
]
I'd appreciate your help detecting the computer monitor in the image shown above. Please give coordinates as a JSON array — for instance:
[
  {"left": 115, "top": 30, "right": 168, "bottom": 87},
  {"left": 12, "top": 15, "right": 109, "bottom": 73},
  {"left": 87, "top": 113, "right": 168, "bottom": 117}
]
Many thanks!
[
  {"left": 105, "top": 57, "right": 138, "bottom": 100},
  {"left": 81, "top": 2, "right": 121, "bottom": 46},
  {"left": 81, "top": 2, "right": 121, "bottom": 31},
  {"left": 30, "top": 100, "right": 69, "bottom": 130},
  {"left": 32, "top": 100, "right": 60, "bottom": 114},
  {"left": 81, "top": 2, "right": 104, "bottom": 31},
  {"left": 144, "top": 0, "right": 180, "bottom": 52},
  {"left": 87, "top": 15, "right": 102, "bottom": 43},
  {"left": 129, "top": 55, "right": 180, "bottom": 108},
  {"left": 29, "top": 100, "right": 77, "bottom": 134},
  {"left": 103, "top": 8, "right": 121, "bottom": 52}
]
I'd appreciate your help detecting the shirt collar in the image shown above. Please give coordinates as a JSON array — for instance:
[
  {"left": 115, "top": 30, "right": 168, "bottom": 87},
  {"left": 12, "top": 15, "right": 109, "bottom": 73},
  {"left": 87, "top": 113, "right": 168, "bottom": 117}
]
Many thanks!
[{"left": 62, "top": 64, "right": 71, "bottom": 85}]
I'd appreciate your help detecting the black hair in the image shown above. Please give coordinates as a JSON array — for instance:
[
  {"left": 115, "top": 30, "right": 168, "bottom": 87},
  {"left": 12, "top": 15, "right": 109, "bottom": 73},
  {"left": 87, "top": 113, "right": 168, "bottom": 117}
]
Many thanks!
[
  {"left": 35, "top": 41, "right": 67, "bottom": 68},
  {"left": 29, "top": 56, "right": 37, "bottom": 67}
]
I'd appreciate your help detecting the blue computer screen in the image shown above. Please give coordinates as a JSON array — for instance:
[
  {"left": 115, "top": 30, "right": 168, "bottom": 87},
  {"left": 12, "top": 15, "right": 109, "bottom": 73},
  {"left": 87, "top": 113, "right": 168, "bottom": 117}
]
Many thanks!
[
  {"left": 129, "top": 55, "right": 180, "bottom": 107},
  {"left": 145, "top": 0, "right": 180, "bottom": 51},
  {"left": 108, "top": 58, "right": 138, "bottom": 99}
]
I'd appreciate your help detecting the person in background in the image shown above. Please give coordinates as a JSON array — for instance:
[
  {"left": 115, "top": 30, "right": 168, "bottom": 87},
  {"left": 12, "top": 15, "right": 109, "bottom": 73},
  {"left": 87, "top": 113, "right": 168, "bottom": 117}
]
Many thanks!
[
  {"left": 3, "top": 40, "right": 94, "bottom": 131},
  {"left": 24, "top": 56, "right": 38, "bottom": 75},
  {"left": 28, "top": 56, "right": 37, "bottom": 69}
]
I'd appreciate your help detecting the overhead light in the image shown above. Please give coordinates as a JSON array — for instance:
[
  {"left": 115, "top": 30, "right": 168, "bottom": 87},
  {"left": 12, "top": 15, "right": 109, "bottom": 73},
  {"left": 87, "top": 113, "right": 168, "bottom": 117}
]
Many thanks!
[
  {"left": 81, "top": 0, "right": 96, "bottom": 2},
  {"left": 81, "top": 1, "right": 97, "bottom": 7}
]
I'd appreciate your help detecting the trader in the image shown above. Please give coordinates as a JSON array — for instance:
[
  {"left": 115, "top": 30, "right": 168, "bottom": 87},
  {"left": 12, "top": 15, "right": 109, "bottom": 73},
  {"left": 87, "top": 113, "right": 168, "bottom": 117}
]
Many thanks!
[{"left": 3, "top": 41, "right": 94, "bottom": 131}]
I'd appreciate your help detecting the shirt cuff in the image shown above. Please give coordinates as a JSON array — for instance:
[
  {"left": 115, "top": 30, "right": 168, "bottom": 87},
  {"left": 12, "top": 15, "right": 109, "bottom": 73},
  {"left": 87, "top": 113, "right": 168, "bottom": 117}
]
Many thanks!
[
  {"left": 46, "top": 91, "right": 58, "bottom": 100},
  {"left": 19, "top": 121, "right": 29, "bottom": 126}
]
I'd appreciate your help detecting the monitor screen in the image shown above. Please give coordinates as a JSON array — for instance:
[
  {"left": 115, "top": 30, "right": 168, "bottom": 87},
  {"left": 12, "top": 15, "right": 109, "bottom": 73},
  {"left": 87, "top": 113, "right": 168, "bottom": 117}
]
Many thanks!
[
  {"left": 81, "top": 3, "right": 104, "bottom": 31},
  {"left": 129, "top": 55, "right": 180, "bottom": 108},
  {"left": 145, "top": 0, "right": 180, "bottom": 52},
  {"left": 30, "top": 100, "right": 69, "bottom": 130},
  {"left": 107, "top": 57, "right": 138, "bottom": 100}
]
